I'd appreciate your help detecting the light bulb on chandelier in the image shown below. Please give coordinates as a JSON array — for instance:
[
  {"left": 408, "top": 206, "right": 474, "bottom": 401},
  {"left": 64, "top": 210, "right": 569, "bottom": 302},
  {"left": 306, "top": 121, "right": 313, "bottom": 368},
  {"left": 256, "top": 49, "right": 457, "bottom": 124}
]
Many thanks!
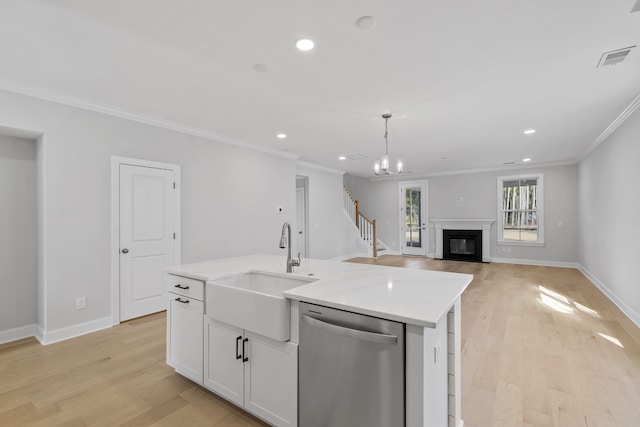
[{"left": 374, "top": 114, "right": 404, "bottom": 176}]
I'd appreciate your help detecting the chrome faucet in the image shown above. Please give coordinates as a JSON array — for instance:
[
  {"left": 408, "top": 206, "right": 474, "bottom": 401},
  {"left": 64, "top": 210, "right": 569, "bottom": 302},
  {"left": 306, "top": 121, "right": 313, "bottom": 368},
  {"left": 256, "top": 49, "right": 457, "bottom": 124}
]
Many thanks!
[{"left": 279, "top": 222, "right": 300, "bottom": 273}]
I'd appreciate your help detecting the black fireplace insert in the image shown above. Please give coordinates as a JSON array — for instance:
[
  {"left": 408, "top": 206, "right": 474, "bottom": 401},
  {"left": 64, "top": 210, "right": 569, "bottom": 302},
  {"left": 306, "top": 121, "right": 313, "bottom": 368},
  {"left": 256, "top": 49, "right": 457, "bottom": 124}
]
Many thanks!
[{"left": 443, "top": 229, "right": 483, "bottom": 262}]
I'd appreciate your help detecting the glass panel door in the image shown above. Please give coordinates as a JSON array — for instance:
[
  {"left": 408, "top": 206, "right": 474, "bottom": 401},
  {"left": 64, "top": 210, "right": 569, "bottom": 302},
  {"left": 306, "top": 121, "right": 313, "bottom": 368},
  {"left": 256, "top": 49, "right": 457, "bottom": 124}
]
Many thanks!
[
  {"left": 400, "top": 181, "right": 427, "bottom": 256},
  {"left": 406, "top": 187, "right": 422, "bottom": 248}
]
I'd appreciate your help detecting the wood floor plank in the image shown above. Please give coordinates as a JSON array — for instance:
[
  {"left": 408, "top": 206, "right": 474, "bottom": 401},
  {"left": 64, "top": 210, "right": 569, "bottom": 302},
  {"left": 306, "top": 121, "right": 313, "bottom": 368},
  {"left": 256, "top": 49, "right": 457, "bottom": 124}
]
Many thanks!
[
  {"left": 1, "top": 255, "right": 638, "bottom": 426},
  {"left": 345, "top": 256, "right": 640, "bottom": 427}
]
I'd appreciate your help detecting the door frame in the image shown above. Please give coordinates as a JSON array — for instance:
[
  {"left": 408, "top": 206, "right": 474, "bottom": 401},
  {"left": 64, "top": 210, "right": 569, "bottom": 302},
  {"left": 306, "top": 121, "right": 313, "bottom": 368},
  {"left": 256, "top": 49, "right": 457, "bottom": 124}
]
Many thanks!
[
  {"left": 296, "top": 175, "right": 309, "bottom": 258},
  {"left": 110, "top": 156, "right": 181, "bottom": 326},
  {"left": 399, "top": 180, "right": 428, "bottom": 256}
]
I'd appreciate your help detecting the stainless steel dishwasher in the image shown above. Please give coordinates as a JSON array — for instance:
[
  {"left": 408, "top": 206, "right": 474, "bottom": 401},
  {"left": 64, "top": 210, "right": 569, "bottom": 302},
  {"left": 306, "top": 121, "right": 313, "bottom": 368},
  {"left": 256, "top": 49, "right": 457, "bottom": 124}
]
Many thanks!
[{"left": 299, "top": 302, "right": 405, "bottom": 427}]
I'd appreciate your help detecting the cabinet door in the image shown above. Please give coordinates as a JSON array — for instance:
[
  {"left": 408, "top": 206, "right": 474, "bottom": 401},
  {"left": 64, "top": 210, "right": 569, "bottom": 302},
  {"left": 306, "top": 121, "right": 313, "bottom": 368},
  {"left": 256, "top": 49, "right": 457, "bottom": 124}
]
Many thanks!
[
  {"left": 166, "top": 293, "right": 203, "bottom": 384},
  {"left": 204, "top": 318, "right": 244, "bottom": 407},
  {"left": 244, "top": 333, "right": 298, "bottom": 427}
]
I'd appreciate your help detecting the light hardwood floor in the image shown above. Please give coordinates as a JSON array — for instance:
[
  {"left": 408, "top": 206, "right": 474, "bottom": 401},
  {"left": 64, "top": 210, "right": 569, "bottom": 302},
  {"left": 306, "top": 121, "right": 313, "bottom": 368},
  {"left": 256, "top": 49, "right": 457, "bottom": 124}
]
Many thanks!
[
  {"left": 347, "top": 256, "right": 640, "bottom": 427},
  {"left": 1, "top": 256, "right": 638, "bottom": 426}
]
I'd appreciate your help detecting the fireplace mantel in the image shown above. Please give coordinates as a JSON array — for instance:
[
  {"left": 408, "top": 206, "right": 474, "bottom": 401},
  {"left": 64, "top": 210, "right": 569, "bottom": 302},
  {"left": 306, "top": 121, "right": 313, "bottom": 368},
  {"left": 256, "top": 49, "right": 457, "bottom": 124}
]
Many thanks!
[{"left": 430, "top": 219, "right": 495, "bottom": 262}]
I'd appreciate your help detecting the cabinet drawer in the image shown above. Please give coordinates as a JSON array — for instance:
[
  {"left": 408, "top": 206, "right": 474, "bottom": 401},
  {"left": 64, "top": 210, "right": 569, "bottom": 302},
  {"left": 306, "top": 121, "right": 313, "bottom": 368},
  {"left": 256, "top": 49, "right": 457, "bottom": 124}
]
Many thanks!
[{"left": 167, "top": 273, "right": 204, "bottom": 301}]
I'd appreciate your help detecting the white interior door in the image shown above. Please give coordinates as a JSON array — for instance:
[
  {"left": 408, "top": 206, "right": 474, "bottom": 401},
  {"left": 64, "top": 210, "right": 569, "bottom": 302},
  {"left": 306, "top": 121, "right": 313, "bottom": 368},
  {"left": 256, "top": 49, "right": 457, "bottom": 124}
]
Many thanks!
[
  {"left": 400, "top": 181, "right": 427, "bottom": 256},
  {"left": 119, "top": 164, "right": 175, "bottom": 321},
  {"left": 296, "top": 187, "right": 306, "bottom": 258}
]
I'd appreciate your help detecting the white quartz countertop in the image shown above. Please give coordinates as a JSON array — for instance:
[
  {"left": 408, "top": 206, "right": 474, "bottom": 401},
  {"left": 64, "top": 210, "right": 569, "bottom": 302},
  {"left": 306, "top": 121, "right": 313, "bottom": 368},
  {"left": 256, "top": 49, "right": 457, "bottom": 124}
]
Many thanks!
[{"left": 166, "top": 254, "right": 473, "bottom": 328}]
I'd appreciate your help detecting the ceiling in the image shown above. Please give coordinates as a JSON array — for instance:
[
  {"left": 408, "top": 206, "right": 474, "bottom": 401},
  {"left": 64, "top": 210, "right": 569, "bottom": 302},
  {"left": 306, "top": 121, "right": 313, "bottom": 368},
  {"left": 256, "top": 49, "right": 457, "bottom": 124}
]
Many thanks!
[{"left": 1, "top": 0, "right": 639, "bottom": 178}]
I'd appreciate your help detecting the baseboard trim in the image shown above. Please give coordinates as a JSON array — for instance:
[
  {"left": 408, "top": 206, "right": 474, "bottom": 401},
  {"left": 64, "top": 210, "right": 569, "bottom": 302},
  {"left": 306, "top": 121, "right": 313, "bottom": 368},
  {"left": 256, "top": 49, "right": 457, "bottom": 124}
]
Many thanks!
[
  {"left": 491, "top": 257, "right": 579, "bottom": 268},
  {"left": 577, "top": 264, "right": 640, "bottom": 328},
  {"left": 35, "top": 325, "right": 45, "bottom": 345},
  {"left": 380, "top": 250, "right": 401, "bottom": 256},
  {"left": 39, "top": 316, "right": 113, "bottom": 345},
  {"left": 331, "top": 253, "right": 360, "bottom": 261},
  {"left": 0, "top": 324, "right": 37, "bottom": 345}
]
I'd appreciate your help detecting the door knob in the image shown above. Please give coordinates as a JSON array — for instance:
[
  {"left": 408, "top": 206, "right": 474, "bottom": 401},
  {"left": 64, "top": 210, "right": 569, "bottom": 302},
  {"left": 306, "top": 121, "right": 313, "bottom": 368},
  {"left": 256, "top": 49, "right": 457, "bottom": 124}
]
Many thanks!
[{"left": 121, "top": 248, "right": 129, "bottom": 254}]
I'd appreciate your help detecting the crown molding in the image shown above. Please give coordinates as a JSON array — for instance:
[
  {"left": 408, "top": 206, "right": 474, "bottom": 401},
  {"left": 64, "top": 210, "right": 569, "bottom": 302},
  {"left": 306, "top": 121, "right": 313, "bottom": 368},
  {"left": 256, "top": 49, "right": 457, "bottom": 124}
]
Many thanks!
[
  {"left": 0, "top": 80, "right": 299, "bottom": 160},
  {"left": 296, "top": 160, "right": 345, "bottom": 175},
  {"left": 364, "top": 160, "right": 577, "bottom": 181},
  {"left": 0, "top": 125, "right": 43, "bottom": 139},
  {"left": 581, "top": 91, "right": 640, "bottom": 161}
]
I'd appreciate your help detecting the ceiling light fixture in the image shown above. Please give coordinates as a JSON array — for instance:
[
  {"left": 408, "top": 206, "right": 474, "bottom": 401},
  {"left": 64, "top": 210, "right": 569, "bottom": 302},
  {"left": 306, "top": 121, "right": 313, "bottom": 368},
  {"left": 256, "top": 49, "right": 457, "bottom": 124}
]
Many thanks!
[
  {"left": 356, "top": 16, "right": 377, "bottom": 30},
  {"left": 277, "top": 133, "right": 287, "bottom": 139},
  {"left": 523, "top": 158, "right": 531, "bottom": 162},
  {"left": 524, "top": 129, "right": 536, "bottom": 135},
  {"left": 338, "top": 156, "right": 346, "bottom": 160},
  {"left": 252, "top": 64, "right": 268, "bottom": 73},
  {"left": 295, "top": 39, "right": 315, "bottom": 51},
  {"left": 374, "top": 114, "right": 404, "bottom": 176}
]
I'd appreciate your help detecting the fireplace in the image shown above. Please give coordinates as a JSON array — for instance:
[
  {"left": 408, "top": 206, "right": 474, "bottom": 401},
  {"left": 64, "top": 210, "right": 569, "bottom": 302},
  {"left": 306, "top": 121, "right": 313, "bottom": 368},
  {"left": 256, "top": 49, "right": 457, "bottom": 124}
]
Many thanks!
[
  {"left": 443, "top": 229, "right": 483, "bottom": 263},
  {"left": 430, "top": 219, "right": 494, "bottom": 262}
]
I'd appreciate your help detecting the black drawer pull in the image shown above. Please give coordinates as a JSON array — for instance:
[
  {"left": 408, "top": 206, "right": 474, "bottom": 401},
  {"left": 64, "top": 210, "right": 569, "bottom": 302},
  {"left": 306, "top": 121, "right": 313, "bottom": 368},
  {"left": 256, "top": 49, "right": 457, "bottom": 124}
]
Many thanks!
[
  {"left": 174, "top": 284, "right": 190, "bottom": 290},
  {"left": 242, "top": 338, "right": 249, "bottom": 362},
  {"left": 175, "top": 297, "right": 189, "bottom": 304},
  {"left": 236, "top": 336, "right": 242, "bottom": 360}
]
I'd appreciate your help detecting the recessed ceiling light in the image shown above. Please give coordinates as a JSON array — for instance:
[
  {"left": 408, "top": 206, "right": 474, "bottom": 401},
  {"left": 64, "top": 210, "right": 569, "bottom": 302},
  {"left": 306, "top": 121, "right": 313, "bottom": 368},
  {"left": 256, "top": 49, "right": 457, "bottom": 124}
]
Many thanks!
[
  {"left": 524, "top": 129, "right": 536, "bottom": 135},
  {"left": 356, "top": 16, "right": 377, "bottom": 30},
  {"left": 338, "top": 156, "right": 346, "bottom": 160},
  {"left": 523, "top": 158, "right": 531, "bottom": 162},
  {"left": 276, "top": 133, "right": 287, "bottom": 139},
  {"left": 252, "top": 64, "right": 268, "bottom": 72},
  {"left": 295, "top": 39, "right": 315, "bottom": 51}
]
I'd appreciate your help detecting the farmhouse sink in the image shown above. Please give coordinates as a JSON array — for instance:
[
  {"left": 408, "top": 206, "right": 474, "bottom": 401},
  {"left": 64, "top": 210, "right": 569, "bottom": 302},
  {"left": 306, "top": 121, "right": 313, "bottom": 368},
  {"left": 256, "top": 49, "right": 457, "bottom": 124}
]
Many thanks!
[{"left": 206, "top": 271, "right": 315, "bottom": 341}]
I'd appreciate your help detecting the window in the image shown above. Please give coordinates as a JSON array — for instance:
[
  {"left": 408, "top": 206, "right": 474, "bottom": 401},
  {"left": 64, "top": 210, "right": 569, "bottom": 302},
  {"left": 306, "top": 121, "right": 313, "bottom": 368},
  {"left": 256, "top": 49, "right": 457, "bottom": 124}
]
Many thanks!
[{"left": 497, "top": 174, "right": 544, "bottom": 245}]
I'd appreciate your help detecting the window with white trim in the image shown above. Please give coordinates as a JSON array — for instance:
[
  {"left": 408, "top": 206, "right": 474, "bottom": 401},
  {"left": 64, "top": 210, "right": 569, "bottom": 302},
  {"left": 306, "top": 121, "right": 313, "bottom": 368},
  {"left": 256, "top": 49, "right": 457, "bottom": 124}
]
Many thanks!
[{"left": 497, "top": 174, "right": 544, "bottom": 245}]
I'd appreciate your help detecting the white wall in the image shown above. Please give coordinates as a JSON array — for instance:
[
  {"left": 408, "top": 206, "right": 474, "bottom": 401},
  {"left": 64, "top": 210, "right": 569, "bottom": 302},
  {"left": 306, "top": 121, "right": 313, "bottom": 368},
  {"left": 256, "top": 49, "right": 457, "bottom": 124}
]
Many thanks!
[
  {"left": 0, "top": 135, "right": 37, "bottom": 332},
  {"left": 0, "top": 89, "right": 296, "bottom": 334},
  {"left": 296, "top": 164, "right": 355, "bottom": 259},
  {"left": 343, "top": 174, "right": 375, "bottom": 214},
  {"left": 345, "top": 163, "right": 580, "bottom": 264},
  {"left": 579, "top": 109, "right": 640, "bottom": 326}
]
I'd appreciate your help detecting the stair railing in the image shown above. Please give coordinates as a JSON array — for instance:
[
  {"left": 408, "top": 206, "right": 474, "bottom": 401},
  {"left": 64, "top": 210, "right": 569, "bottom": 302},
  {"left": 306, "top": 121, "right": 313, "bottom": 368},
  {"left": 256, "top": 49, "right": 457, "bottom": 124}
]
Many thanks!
[{"left": 343, "top": 186, "right": 378, "bottom": 258}]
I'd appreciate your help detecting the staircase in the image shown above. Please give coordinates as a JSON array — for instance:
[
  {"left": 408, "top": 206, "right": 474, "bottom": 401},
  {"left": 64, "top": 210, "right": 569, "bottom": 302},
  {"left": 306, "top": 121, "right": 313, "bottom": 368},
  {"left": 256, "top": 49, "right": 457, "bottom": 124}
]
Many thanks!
[{"left": 343, "top": 186, "right": 389, "bottom": 258}]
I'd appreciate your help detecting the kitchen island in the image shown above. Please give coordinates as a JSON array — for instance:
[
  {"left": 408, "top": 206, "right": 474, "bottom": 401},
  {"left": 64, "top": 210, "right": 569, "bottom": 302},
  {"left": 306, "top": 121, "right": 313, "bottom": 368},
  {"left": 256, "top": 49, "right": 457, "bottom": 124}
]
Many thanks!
[{"left": 165, "top": 254, "right": 472, "bottom": 427}]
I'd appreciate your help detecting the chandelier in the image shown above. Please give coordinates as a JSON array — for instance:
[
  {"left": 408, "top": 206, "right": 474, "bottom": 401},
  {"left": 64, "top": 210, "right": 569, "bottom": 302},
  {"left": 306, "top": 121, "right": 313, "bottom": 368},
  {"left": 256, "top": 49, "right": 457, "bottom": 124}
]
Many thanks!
[{"left": 374, "top": 113, "right": 404, "bottom": 175}]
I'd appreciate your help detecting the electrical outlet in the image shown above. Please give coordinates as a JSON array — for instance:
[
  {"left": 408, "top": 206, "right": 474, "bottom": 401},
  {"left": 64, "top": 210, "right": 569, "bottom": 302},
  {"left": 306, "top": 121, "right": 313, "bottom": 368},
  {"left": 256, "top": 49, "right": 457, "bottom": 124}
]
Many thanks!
[{"left": 76, "top": 297, "right": 87, "bottom": 310}]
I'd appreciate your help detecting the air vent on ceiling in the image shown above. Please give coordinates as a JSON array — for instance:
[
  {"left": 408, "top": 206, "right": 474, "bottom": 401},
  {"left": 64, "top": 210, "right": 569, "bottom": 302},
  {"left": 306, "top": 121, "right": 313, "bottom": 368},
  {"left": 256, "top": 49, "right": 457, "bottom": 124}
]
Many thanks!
[
  {"left": 345, "top": 153, "right": 368, "bottom": 160},
  {"left": 597, "top": 46, "right": 636, "bottom": 67},
  {"left": 632, "top": 0, "right": 640, "bottom": 13}
]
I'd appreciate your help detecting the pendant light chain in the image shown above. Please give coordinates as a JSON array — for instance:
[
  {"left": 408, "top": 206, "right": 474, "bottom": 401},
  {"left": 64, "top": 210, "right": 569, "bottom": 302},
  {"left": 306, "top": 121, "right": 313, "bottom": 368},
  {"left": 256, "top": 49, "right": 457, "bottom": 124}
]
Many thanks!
[{"left": 384, "top": 115, "right": 389, "bottom": 157}]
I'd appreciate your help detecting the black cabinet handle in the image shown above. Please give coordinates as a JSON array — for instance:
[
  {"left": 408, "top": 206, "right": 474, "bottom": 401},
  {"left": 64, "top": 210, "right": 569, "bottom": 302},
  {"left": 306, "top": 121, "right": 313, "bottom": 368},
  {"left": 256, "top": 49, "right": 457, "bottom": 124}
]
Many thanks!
[
  {"left": 242, "top": 338, "right": 249, "bottom": 362},
  {"left": 236, "top": 336, "right": 242, "bottom": 360},
  {"left": 174, "top": 297, "right": 189, "bottom": 304},
  {"left": 174, "top": 284, "right": 190, "bottom": 290}
]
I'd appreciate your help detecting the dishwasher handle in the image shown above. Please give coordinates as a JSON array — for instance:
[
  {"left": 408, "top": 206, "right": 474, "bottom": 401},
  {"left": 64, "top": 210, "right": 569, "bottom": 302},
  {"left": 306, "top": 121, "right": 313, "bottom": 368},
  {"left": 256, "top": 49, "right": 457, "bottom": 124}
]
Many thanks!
[{"left": 302, "top": 314, "right": 398, "bottom": 345}]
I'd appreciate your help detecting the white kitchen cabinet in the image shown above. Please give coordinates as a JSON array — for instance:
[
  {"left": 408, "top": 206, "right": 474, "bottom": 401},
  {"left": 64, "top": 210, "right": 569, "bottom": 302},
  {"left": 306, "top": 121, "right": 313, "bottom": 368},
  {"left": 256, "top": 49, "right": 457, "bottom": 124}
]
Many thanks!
[
  {"left": 203, "top": 317, "right": 244, "bottom": 405},
  {"left": 166, "top": 274, "right": 204, "bottom": 384},
  {"left": 204, "top": 317, "right": 298, "bottom": 427}
]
